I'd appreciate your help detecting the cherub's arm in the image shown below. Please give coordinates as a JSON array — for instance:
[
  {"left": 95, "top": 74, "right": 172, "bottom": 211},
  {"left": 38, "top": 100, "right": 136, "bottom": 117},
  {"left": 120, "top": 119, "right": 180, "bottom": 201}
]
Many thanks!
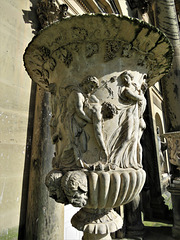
[
  {"left": 89, "top": 94, "right": 99, "bottom": 103},
  {"left": 74, "top": 92, "right": 92, "bottom": 123}
]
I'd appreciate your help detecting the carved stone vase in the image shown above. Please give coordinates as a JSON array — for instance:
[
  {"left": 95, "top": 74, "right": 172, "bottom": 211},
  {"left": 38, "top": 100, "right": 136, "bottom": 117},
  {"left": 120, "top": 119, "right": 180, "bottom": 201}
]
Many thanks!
[
  {"left": 163, "top": 132, "right": 180, "bottom": 178},
  {"left": 24, "top": 14, "right": 173, "bottom": 239},
  {"left": 163, "top": 131, "right": 180, "bottom": 238}
]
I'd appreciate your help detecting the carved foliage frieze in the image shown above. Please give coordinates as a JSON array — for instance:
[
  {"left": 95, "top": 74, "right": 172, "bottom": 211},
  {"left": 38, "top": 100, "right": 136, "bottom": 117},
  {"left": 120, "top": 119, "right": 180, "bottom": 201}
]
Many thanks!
[
  {"left": 28, "top": 44, "right": 74, "bottom": 88},
  {"left": 24, "top": 15, "right": 173, "bottom": 90}
]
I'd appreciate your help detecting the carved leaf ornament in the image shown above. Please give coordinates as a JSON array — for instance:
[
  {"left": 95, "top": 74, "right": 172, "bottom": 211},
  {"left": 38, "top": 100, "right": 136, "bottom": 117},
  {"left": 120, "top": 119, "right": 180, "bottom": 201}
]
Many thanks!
[{"left": 24, "top": 14, "right": 173, "bottom": 90}]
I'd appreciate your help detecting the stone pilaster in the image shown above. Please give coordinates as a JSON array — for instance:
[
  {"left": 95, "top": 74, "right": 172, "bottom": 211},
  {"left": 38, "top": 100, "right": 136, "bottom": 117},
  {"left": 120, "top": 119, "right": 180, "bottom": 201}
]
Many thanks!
[
  {"left": 168, "top": 184, "right": 180, "bottom": 238},
  {"left": 154, "top": 0, "right": 180, "bottom": 132},
  {"left": 23, "top": 87, "right": 64, "bottom": 240}
]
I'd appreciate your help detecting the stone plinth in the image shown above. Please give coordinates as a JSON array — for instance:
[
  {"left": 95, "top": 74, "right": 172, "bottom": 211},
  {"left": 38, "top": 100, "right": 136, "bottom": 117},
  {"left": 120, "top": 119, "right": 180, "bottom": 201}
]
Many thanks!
[{"left": 168, "top": 183, "right": 180, "bottom": 239}]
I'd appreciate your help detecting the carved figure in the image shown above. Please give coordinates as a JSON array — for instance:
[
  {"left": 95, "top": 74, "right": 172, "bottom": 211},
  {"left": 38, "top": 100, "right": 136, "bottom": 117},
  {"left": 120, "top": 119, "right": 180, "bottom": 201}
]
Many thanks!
[
  {"left": 157, "top": 126, "right": 167, "bottom": 168},
  {"left": 61, "top": 171, "right": 88, "bottom": 208},
  {"left": 137, "top": 81, "right": 147, "bottom": 167},
  {"left": 108, "top": 71, "right": 147, "bottom": 169},
  {"left": 45, "top": 169, "right": 88, "bottom": 208},
  {"left": 65, "top": 76, "right": 107, "bottom": 167},
  {"left": 80, "top": 76, "right": 107, "bottom": 157}
]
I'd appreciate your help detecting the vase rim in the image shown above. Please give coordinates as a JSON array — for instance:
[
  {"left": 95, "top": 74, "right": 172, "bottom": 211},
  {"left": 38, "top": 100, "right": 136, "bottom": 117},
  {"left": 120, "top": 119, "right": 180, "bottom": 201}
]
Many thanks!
[{"left": 24, "top": 14, "right": 173, "bottom": 90}]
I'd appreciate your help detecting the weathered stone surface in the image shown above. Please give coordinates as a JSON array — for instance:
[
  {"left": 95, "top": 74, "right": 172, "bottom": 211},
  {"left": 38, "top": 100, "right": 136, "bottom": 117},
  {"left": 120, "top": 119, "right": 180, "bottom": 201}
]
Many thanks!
[
  {"left": 45, "top": 168, "right": 146, "bottom": 209},
  {"left": 154, "top": 0, "right": 180, "bottom": 132},
  {"left": 24, "top": 14, "right": 173, "bottom": 90},
  {"left": 71, "top": 208, "right": 123, "bottom": 235},
  {"left": 163, "top": 131, "right": 180, "bottom": 239},
  {"left": 24, "top": 14, "right": 173, "bottom": 240},
  {"left": 37, "top": 1, "right": 68, "bottom": 29},
  {"left": 163, "top": 131, "right": 180, "bottom": 173},
  {"left": 82, "top": 232, "right": 112, "bottom": 240},
  {"left": 23, "top": 88, "right": 64, "bottom": 240},
  {"left": 168, "top": 185, "right": 180, "bottom": 239}
]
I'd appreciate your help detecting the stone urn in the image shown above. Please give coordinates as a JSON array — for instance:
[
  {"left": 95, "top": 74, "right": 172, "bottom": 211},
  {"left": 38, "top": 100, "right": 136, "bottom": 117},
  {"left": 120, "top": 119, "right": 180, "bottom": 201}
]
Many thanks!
[
  {"left": 163, "top": 132, "right": 180, "bottom": 177},
  {"left": 24, "top": 14, "right": 173, "bottom": 240},
  {"left": 163, "top": 131, "right": 180, "bottom": 238}
]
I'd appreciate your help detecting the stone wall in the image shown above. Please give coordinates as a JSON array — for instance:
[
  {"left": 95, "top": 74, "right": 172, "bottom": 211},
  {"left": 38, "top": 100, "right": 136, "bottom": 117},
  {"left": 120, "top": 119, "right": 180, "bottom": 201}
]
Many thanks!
[{"left": 0, "top": 1, "right": 36, "bottom": 238}]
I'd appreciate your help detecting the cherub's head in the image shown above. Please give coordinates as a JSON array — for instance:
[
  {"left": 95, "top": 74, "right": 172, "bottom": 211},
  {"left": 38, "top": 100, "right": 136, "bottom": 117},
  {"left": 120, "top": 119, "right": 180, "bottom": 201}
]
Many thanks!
[
  {"left": 120, "top": 71, "right": 133, "bottom": 86},
  {"left": 80, "top": 76, "right": 99, "bottom": 94}
]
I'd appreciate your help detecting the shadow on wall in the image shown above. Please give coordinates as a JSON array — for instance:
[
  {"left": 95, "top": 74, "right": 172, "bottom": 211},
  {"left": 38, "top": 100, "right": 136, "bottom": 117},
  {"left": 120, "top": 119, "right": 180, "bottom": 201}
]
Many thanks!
[{"left": 22, "top": 0, "right": 41, "bottom": 34}]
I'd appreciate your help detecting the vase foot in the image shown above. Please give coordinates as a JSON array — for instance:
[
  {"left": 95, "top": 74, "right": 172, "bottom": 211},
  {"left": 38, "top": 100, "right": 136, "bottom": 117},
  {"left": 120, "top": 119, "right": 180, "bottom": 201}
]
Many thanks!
[
  {"left": 82, "top": 232, "right": 112, "bottom": 240},
  {"left": 71, "top": 208, "right": 123, "bottom": 236}
]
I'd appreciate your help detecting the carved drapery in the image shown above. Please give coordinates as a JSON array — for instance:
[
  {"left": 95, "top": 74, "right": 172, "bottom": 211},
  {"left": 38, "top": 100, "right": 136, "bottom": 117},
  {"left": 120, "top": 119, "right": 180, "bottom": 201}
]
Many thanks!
[{"left": 24, "top": 14, "right": 173, "bottom": 239}]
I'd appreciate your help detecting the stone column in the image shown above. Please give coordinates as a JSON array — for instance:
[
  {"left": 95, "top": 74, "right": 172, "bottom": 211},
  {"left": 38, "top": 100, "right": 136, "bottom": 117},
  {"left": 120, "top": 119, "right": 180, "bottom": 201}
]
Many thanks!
[
  {"left": 19, "top": 2, "right": 68, "bottom": 239},
  {"left": 168, "top": 186, "right": 180, "bottom": 238},
  {"left": 154, "top": 0, "right": 180, "bottom": 132},
  {"left": 153, "top": 2, "right": 180, "bottom": 237},
  {"left": 24, "top": 14, "right": 173, "bottom": 240},
  {"left": 22, "top": 87, "right": 64, "bottom": 240},
  {"left": 124, "top": 194, "right": 144, "bottom": 238}
]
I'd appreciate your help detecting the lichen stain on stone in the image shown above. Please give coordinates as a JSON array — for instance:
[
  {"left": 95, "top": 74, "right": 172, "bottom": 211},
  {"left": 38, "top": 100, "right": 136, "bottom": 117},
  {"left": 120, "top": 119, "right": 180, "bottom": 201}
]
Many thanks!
[
  {"left": 174, "top": 69, "right": 180, "bottom": 77},
  {"left": 33, "top": 158, "right": 40, "bottom": 169},
  {"left": 173, "top": 83, "right": 178, "bottom": 97}
]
